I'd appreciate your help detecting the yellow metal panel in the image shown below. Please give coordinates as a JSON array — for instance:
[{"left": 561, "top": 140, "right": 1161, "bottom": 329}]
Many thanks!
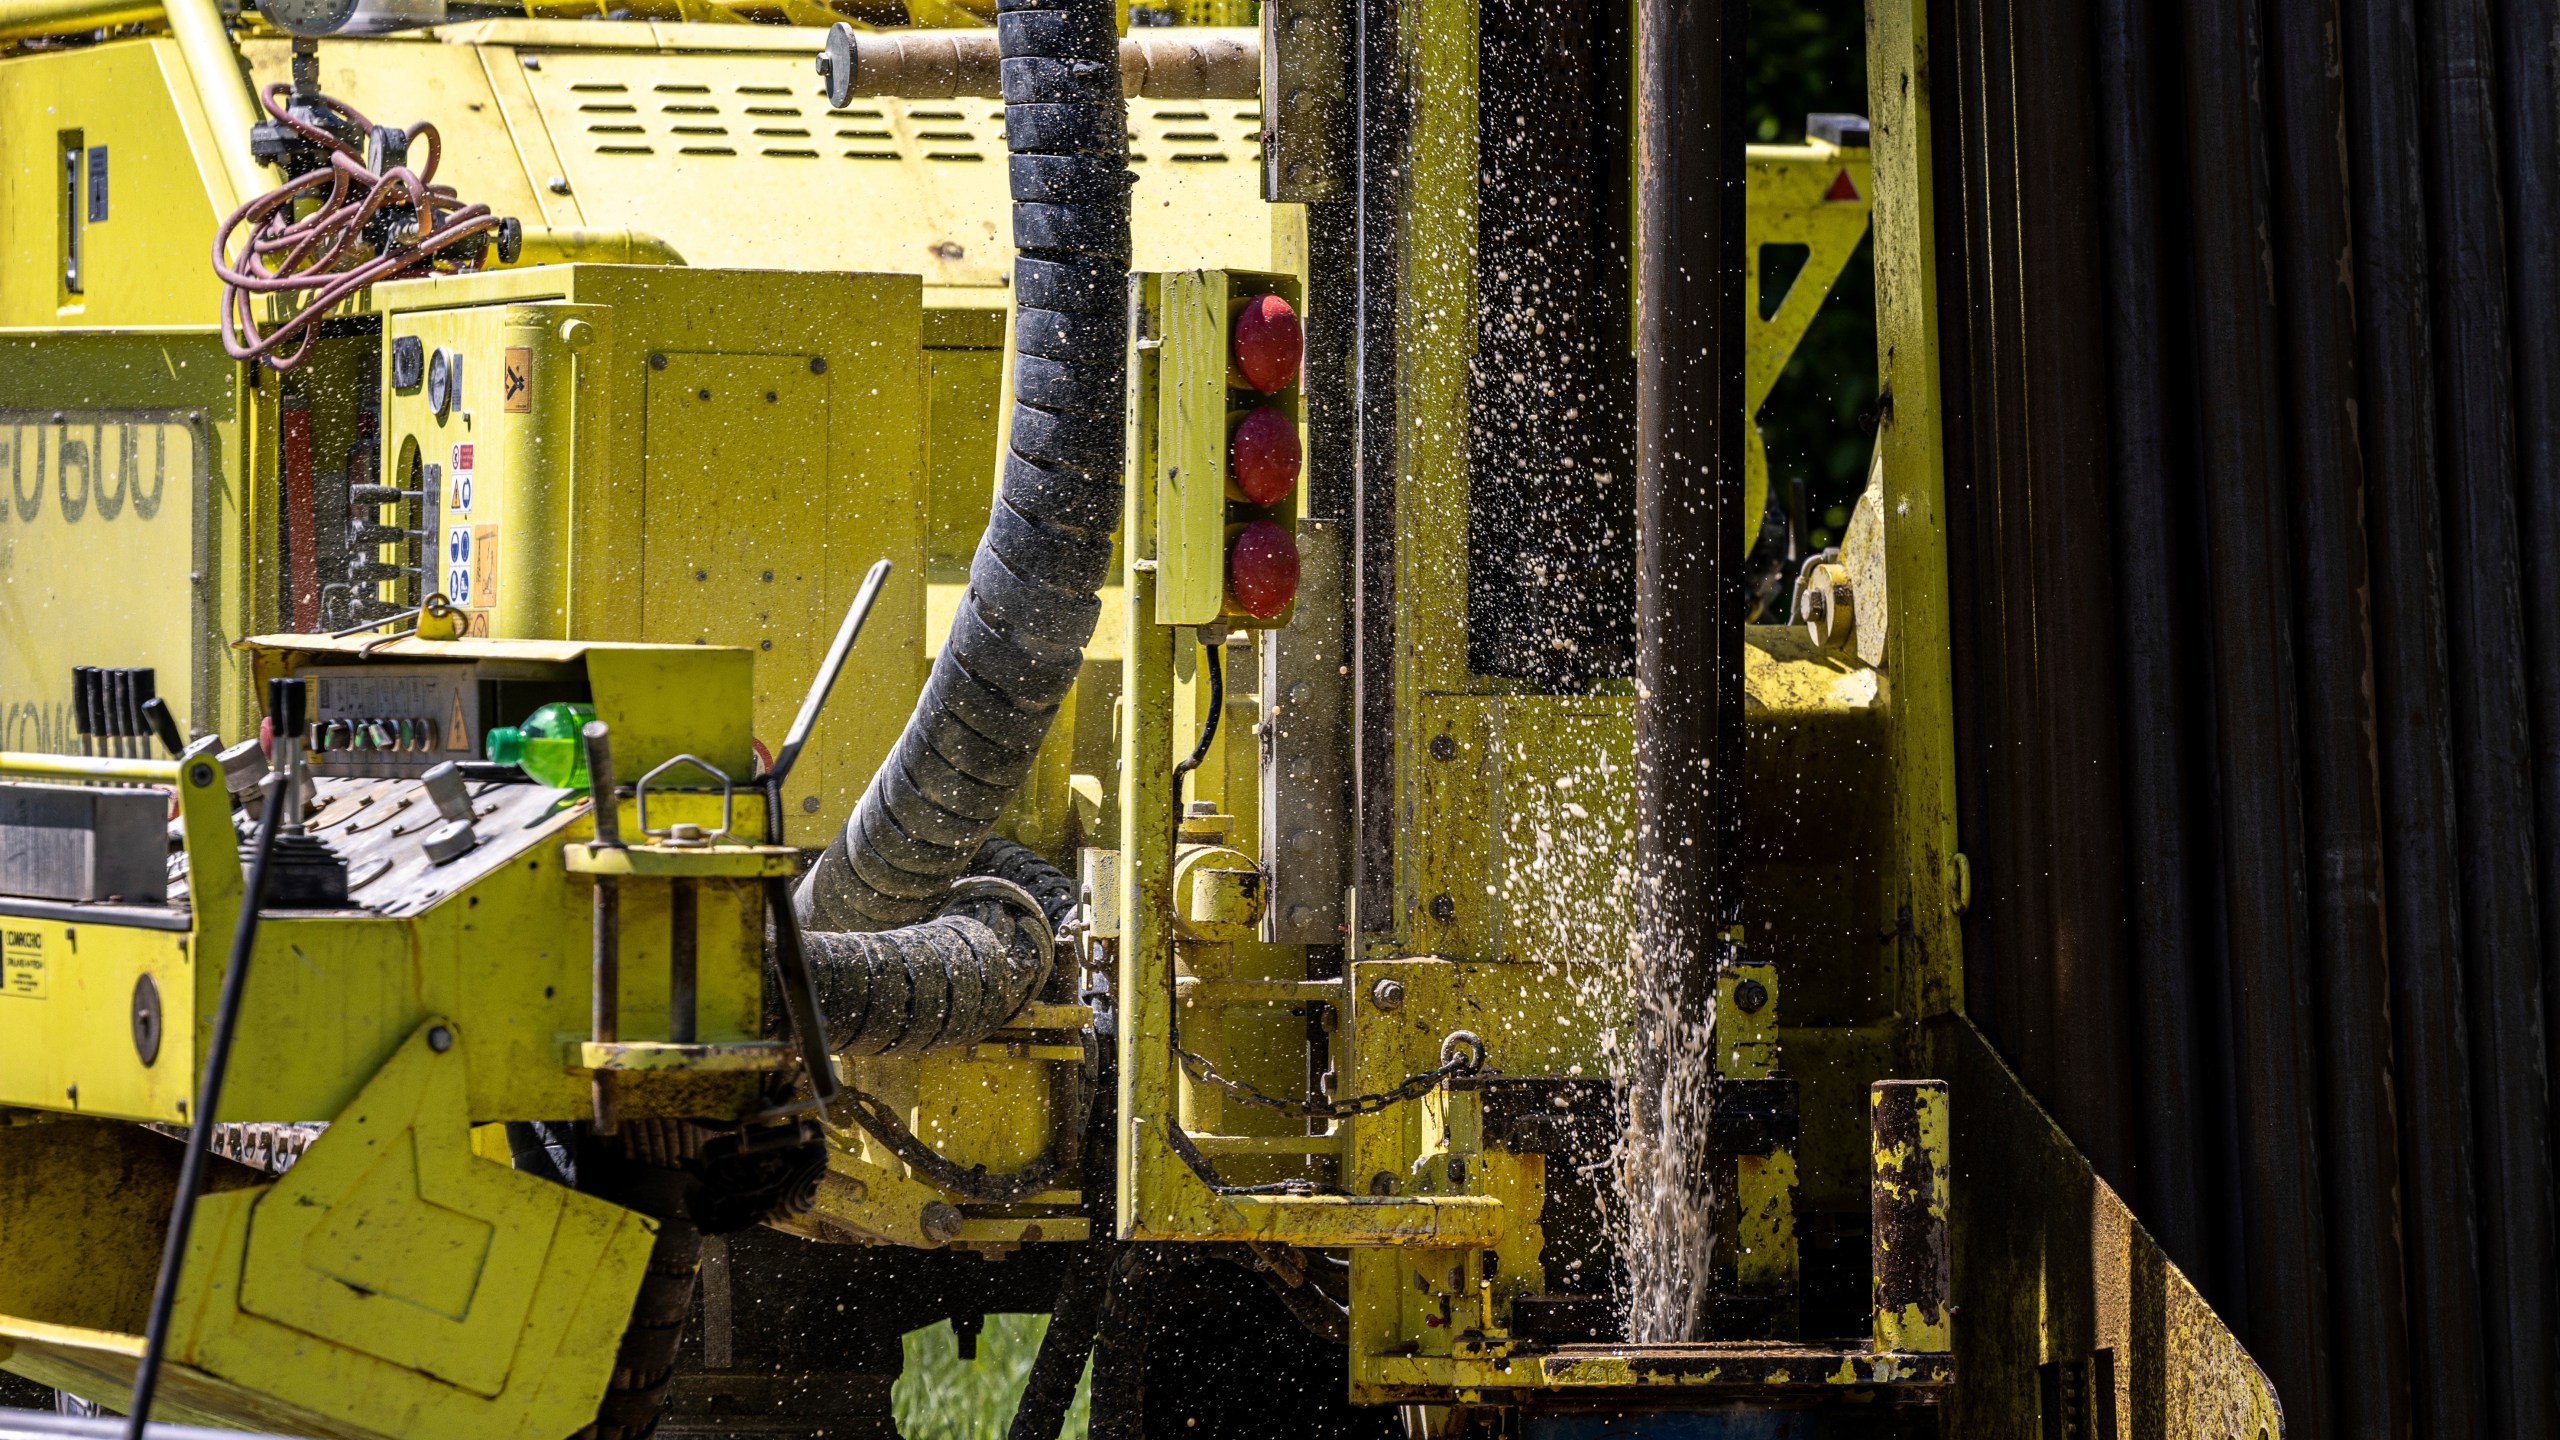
[
  {"left": 1868, "top": 0, "right": 1967, "bottom": 1018},
  {"left": 1152, "top": 269, "right": 1230, "bottom": 626},
  {"left": 0, "top": 333, "right": 246, "bottom": 743},
  {"left": 924, "top": 346, "right": 1003, "bottom": 574},
  {"left": 365, "top": 265, "right": 929, "bottom": 844},
  {"left": 0, "top": 41, "right": 224, "bottom": 328},
  {"left": 162, "top": 1021, "right": 656, "bottom": 1440},
  {"left": 0, "top": 1034, "right": 658, "bottom": 1440},
  {"left": 1741, "top": 141, "right": 1873, "bottom": 543},
  {"left": 0, "top": 918, "right": 196, "bottom": 1121},
  {"left": 382, "top": 303, "right": 596, "bottom": 639},
  {"left": 237, "top": 1022, "right": 569, "bottom": 1396}
]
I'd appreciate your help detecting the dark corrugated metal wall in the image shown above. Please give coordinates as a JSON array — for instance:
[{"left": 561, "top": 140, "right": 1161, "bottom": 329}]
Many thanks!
[{"left": 1928, "top": 0, "right": 2560, "bottom": 1434}]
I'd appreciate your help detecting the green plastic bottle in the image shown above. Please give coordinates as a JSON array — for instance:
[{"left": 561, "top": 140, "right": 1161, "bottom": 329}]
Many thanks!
[{"left": 483, "top": 702, "right": 597, "bottom": 788}]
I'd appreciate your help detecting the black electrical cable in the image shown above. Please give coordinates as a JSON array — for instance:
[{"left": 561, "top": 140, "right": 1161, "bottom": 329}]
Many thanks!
[{"left": 125, "top": 677, "right": 299, "bottom": 1440}]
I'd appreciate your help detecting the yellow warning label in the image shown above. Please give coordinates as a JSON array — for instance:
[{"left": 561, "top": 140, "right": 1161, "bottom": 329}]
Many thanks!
[
  {"left": 502, "top": 347, "right": 532, "bottom": 413},
  {"left": 471, "top": 525, "right": 499, "bottom": 610},
  {"left": 2, "top": 928, "right": 47, "bottom": 998},
  {"left": 448, "top": 689, "right": 469, "bottom": 749}
]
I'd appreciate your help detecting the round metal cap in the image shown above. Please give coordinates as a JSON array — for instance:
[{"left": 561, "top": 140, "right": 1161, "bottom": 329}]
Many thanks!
[{"left": 422, "top": 818, "right": 478, "bottom": 864}]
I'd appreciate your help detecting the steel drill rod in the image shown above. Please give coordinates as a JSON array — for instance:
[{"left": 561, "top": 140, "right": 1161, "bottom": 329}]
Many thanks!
[
  {"left": 2419, "top": 0, "right": 2560, "bottom": 1428},
  {"left": 2261, "top": 0, "right": 2415, "bottom": 1427},
  {"left": 2178, "top": 0, "right": 2334, "bottom": 1421},
  {"left": 2338, "top": 0, "right": 2493, "bottom": 1429},
  {"left": 1628, "top": 0, "right": 1744, "bottom": 1344}
]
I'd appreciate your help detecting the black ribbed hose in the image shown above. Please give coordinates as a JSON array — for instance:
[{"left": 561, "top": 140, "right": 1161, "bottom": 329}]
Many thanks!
[{"left": 799, "top": 0, "right": 1130, "bottom": 934}]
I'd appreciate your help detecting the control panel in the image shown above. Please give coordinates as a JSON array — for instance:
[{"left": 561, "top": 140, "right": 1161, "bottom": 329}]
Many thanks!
[{"left": 304, "top": 662, "right": 584, "bottom": 777}]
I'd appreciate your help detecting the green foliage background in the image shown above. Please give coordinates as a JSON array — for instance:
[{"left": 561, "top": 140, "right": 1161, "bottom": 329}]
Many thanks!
[{"left": 894, "top": 1316, "right": 1091, "bottom": 1440}]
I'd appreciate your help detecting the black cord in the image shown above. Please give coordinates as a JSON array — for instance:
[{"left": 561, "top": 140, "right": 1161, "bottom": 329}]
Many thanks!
[
  {"left": 1170, "top": 639, "right": 1223, "bottom": 820},
  {"left": 126, "top": 693, "right": 294, "bottom": 1439}
]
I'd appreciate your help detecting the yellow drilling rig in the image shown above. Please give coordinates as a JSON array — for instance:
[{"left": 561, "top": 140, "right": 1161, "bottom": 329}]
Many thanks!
[{"left": 0, "top": 0, "right": 2282, "bottom": 1436}]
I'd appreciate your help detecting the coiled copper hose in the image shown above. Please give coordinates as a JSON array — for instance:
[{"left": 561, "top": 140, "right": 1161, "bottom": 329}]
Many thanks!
[{"left": 212, "top": 84, "right": 504, "bottom": 371}]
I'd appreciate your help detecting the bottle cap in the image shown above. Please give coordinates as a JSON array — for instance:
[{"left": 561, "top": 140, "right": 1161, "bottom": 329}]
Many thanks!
[{"left": 484, "top": 725, "right": 526, "bottom": 766}]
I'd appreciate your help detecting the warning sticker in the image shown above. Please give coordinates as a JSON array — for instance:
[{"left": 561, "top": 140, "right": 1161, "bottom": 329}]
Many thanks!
[
  {"left": 448, "top": 689, "right": 470, "bottom": 749},
  {"left": 503, "top": 347, "right": 532, "bottom": 413},
  {"left": 3, "top": 928, "right": 47, "bottom": 998},
  {"left": 446, "top": 524, "right": 474, "bottom": 604},
  {"left": 450, "top": 442, "right": 475, "bottom": 517},
  {"left": 471, "top": 525, "right": 499, "bottom": 610}
]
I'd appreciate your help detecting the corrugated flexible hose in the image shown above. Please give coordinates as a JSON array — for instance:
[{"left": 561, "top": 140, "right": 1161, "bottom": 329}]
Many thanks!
[{"left": 798, "top": 0, "right": 1130, "bottom": 940}]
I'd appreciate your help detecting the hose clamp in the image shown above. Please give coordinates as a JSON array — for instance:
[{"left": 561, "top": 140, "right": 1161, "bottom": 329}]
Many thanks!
[{"left": 943, "top": 874, "right": 1058, "bottom": 976}]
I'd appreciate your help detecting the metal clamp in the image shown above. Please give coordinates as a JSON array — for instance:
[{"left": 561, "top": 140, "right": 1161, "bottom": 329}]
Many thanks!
[{"left": 635, "top": 754, "right": 733, "bottom": 845}]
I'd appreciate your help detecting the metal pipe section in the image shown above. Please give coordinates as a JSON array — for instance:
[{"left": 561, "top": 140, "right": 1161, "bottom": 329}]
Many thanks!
[
  {"left": 2260, "top": 0, "right": 2413, "bottom": 1429},
  {"left": 2418, "top": 0, "right": 2560, "bottom": 1431},
  {"left": 1869, "top": 1080, "right": 1950, "bottom": 1355},
  {"left": 160, "top": 0, "right": 267, "bottom": 218},
  {"left": 820, "top": 25, "right": 1257, "bottom": 101},
  {"left": 501, "top": 227, "right": 686, "bottom": 267},
  {"left": 0, "top": 1414, "right": 321, "bottom": 1440},
  {"left": 1626, "top": 0, "right": 1742, "bottom": 1345},
  {"left": 0, "top": 0, "right": 156, "bottom": 40},
  {"left": 2176, "top": 0, "right": 2335, "bottom": 1426},
  {"left": 2344, "top": 0, "right": 2492, "bottom": 1419},
  {"left": 2092, "top": 0, "right": 2221, "bottom": 1298}
]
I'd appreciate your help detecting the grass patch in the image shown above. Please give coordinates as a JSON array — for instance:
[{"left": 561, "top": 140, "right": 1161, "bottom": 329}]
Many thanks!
[{"left": 892, "top": 1314, "right": 1090, "bottom": 1440}]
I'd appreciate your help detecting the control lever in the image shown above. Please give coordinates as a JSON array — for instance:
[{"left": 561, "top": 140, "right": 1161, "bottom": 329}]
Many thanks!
[
  {"left": 141, "top": 697, "right": 186, "bottom": 757},
  {"left": 767, "top": 557, "right": 894, "bottom": 797},
  {"left": 419, "top": 761, "right": 479, "bottom": 863},
  {"left": 73, "top": 666, "right": 98, "bottom": 758},
  {"left": 755, "top": 557, "right": 890, "bottom": 1110}
]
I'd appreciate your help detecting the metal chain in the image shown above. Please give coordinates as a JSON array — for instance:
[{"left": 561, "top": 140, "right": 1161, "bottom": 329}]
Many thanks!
[{"left": 1173, "top": 1029, "right": 1486, "bottom": 1121}]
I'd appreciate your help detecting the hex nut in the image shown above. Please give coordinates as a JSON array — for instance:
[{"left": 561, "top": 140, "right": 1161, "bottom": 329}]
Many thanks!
[
  {"left": 920, "top": 1201, "right": 965, "bottom": 1245},
  {"left": 1369, "top": 977, "right": 1406, "bottom": 1012},
  {"left": 422, "top": 818, "right": 478, "bottom": 864}
]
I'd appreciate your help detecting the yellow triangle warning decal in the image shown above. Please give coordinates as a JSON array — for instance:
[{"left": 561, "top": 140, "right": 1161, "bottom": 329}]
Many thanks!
[
  {"left": 449, "top": 690, "right": 469, "bottom": 749},
  {"left": 1824, "top": 168, "right": 1862, "bottom": 202}
]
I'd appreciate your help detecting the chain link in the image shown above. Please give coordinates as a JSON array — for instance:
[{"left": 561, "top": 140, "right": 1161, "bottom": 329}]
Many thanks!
[{"left": 1174, "top": 1029, "right": 1485, "bottom": 1120}]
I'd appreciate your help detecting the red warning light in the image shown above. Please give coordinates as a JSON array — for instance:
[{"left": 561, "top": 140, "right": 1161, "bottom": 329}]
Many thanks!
[
  {"left": 1230, "top": 293, "right": 1303, "bottom": 393},
  {"left": 1229, "top": 406, "right": 1302, "bottom": 506},
  {"left": 1226, "top": 519, "right": 1300, "bottom": 619},
  {"left": 1823, "top": 169, "right": 1862, "bottom": 202}
]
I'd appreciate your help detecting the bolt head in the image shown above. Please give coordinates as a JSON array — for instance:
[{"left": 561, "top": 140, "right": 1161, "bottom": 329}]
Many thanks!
[
  {"left": 1369, "top": 977, "right": 1406, "bottom": 1011},
  {"left": 427, "top": 1024, "right": 454, "bottom": 1053},
  {"left": 919, "top": 1201, "right": 965, "bottom": 1244}
]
